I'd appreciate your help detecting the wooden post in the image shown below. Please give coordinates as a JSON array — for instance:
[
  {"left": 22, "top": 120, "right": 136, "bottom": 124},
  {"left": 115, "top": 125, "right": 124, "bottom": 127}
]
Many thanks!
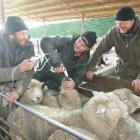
[
  {"left": 0, "top": 0, "right": 5, "bottom": 27},
  {"left": 43, "top": 19, "right": 47, "bottom": 36},
  {"left": 81, "top": 13, "right": 84, "bottom": 33}
]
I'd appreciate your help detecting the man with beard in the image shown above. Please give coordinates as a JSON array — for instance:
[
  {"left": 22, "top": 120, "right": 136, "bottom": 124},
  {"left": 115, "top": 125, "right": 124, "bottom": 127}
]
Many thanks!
[
  {"left": 34, "top": 31, "right": 97, "bottom": 94},
  {"left": 0, "top": 16, "right": 36, "bottom": 104}
]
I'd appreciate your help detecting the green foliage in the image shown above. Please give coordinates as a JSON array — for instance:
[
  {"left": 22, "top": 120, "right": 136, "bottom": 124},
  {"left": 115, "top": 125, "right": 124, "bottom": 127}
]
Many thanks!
[{"left": 29, "top": 17, "right": 115, "bottom": 38}]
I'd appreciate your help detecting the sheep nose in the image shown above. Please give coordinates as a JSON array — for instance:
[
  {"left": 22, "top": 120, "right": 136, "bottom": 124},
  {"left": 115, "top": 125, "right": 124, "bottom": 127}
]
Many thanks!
[{"left": 36, "top": 97, "right": 41, "bottom": 101}]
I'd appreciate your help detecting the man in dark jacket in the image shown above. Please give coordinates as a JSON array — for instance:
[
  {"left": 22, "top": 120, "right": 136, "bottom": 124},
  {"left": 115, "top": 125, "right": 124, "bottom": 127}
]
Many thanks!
[
  {"left": 86, "top": 6, "right": 140, "bottom": 94},
  {"left": 0, "top": 16, "right": 36, "bottom": 104},
  {"left": 34, "top": 31, "right": 97, "bottom": 92}
]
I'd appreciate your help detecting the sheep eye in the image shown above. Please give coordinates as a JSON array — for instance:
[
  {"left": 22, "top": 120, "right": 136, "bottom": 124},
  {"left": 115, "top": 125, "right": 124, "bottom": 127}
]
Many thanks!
[{"left": 123, "top": 97, "right": 128, "bottom": 101}]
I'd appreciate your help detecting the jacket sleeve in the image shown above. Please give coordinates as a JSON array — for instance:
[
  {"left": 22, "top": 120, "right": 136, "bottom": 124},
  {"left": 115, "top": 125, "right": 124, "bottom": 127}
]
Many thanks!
[
  {"left": 41, "top": 37, "right": 71, "bottom": 67},
  {"left": 72, "top": 66, "right": 88, "bottom": 87},
  {"left": 88, "top": 28, "right": 115, "bottom": 71},
  {"left": 71, "top": 53, "right": 89, "bottom": 87},
  {"left": 0, "top": 61, "right": 34, "bottom": 95},
  {"left": 0, "top": 51, "right": 25, "bottom": 83}
]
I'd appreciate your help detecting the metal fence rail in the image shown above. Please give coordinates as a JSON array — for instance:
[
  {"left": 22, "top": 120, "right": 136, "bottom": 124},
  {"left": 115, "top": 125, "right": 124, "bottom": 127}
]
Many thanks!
[{"left": 0, "top": 92, "right": 91, "bottom": 140}]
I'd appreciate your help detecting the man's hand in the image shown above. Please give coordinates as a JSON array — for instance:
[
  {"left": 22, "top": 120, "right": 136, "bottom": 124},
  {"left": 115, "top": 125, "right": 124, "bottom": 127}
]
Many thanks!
[
  {"left": 20, "top": 59, "right": 37, "bottom": 72},
  {"left": 86, "top": 70, "right": 95, "bottom": 81},
  {"left": 53, "top": 64, "right": 65, "bottom": 73},
  {"left": 63, "top": 78, "right": 75, "bottom": 90},
  {"left": 132, "top": 79, "right": 140, "bottom": 93},
  {"left": 6, "top": 90, "right": 20, "bottom": 105}
]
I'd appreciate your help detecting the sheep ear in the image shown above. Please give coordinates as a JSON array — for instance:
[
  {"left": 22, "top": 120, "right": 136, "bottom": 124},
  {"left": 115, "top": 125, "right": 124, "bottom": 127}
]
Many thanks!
[
  {"left": 92, "top": 91, "right": 99, "bottom": 96},
  {"left": 41, "top": 83, "right": 48, "bottom": 91},
  {"left": 40, "top": 82, "right": 44, "bottom": 86},
  {"left": 31, "top": 79, "right": 42, "bottom": 86}
]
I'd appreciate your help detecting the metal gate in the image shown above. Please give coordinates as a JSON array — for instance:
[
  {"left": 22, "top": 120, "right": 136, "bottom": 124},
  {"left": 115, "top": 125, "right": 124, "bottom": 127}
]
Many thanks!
[{"left": 0, "top": 92, "right": 91, "bottom": 140}]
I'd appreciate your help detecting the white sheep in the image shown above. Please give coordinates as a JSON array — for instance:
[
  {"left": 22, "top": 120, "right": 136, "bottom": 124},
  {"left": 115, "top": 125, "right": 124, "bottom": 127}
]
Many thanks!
[
  {"left": 82, "top": 91, "right": 128, "bottom": 140},
  {"left": 7, "top": 105, "right": 82, "bottom": 140},
  {"left": 7, "top": 90, "right": 130, "bottom": 140},
  {"left": 110, "top": 115, "right": 140, "bottom": 140},
  {"left": 42, "top": 88, "right": 81, "bottom": 110},
  {"left": 20, "top": 79, "right": 43, "bottom": 104},
  {"left": 58, "top": 89, "right": 81, "bottom": 110},
  {"left": 48, "top": 127, "right": 101, "bottom": 140},
  {"left": 113, "top": 88, "right": 140, "bottom": 114},
  {"left": 41, "top": 89, "right": 60, "bottom": 108},
  {"left": 0, "top": 79, "right": 44, "bottom": 121}
]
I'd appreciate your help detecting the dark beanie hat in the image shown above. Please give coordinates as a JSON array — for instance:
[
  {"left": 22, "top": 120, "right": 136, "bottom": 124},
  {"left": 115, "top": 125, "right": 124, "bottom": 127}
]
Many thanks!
[
  {"left": 81, "top": 31, "right": 97, "bottom": 48},
  {"left": 4, "top": 16, "right": 28, "bottom": 34},
  {"left": 115, "top": 6, "right": 135, "bottom": 21}
]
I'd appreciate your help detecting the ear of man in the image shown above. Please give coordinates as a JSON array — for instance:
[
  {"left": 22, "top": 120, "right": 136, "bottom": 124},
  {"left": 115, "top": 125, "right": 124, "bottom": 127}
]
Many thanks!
[{"left": 9, "top": 34, "right": 14, "bottom": 41}]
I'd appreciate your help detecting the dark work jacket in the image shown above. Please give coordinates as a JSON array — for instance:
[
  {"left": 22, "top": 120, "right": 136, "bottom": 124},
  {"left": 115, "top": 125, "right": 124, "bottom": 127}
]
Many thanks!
[
  {"left": 40, "top": 36, "right": 90, "bottom": 87},
  {"left": 88, "top": 17, "right": 140, "bottom": 80},
  {"left": 0, "top": 33, "right": 34, "bottom": 95}
]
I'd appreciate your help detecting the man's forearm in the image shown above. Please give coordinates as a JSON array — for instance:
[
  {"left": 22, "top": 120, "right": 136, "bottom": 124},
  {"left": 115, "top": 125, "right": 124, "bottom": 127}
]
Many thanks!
[
  {"left": 0, "top": 66, "right": 23, "bottom": 83},
  {"left": 88, "top": 55, "right": 101, "bottom": 71},
  {"left": 88, "top": 45, "right": 105, "bottom": 71},
  {"left": 88, "top": 51, "right": 103, "bottom": 71}
]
